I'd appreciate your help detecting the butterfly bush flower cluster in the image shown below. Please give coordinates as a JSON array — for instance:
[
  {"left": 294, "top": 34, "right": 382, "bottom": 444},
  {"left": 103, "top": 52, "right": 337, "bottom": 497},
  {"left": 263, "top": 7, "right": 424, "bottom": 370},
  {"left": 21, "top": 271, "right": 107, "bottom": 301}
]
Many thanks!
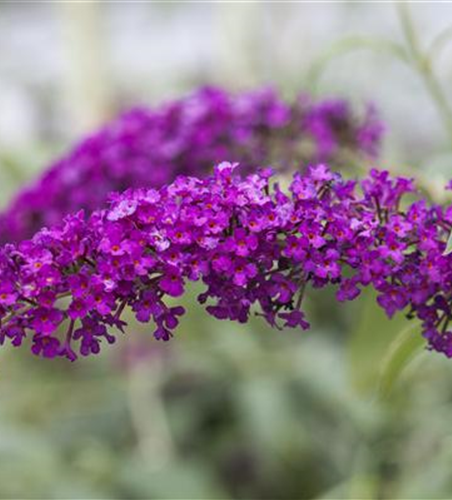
[
  {"left": 1, "top": 162, "right": 452, "bottom": 360},
  {"left": 0, "top": 86, "right": 382, "bottom": 243}
]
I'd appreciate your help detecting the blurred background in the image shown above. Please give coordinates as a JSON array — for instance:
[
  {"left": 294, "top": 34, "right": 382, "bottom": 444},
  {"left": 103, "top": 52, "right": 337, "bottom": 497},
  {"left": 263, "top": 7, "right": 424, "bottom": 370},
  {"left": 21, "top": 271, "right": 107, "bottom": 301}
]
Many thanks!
[{"left": 2, "top": 2, "right": 452, "bottom": 498}]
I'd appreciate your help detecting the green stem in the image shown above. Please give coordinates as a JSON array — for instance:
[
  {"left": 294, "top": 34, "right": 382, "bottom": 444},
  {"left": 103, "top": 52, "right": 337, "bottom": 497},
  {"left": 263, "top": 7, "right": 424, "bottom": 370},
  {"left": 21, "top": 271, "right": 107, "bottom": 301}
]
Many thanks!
[{"left": 398, "top": 3, "right": 452, "bottom": 147}]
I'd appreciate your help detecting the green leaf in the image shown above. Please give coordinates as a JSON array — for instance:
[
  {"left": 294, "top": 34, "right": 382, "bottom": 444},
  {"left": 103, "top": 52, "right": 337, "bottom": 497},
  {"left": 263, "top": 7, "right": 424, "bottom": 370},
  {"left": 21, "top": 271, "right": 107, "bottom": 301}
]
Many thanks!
[
  {"left": 443, "top": 230, "right": 452, "bottom": 255},
  {"left": 348, "top": 289, "right": 420, "bottom": 395},
  {"left": 377, "top": 322, "right": 424, "bottom": 399}
]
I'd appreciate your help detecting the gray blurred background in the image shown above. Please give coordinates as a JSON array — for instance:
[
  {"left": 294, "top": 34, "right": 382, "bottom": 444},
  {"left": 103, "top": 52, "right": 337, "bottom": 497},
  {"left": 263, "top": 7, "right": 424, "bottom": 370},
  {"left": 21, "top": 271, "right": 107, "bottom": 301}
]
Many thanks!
[{"left": 1, "top": 2, "right": 452, "bottom": 499}]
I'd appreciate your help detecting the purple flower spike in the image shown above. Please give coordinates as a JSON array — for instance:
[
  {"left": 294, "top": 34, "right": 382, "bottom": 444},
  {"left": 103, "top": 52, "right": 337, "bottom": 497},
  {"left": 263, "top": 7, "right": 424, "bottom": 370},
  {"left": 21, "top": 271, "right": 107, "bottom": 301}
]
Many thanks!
[
  {"left": 1, "top": 162, "right": 451, "bottom": 361},
  {"left": 0, "top": 87, "right": 382, "bottom": 243}
]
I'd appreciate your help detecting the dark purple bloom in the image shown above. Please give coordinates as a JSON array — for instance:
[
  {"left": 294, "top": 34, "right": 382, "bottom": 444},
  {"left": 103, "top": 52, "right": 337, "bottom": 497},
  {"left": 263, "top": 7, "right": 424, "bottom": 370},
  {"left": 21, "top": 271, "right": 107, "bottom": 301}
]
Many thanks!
[
  {"left": 31, "top": 335, "right": 61, "bottom": 358},
  {"left": 0, "top": 87, "right": 382, "bottom": 244},
  {"left": 159, "top": 267, "right": 184, "bottom": 297},
  {"left": 30, "top": 308, "right": 64, "bottom": 335},
  {"left": 279, "top": 311, "right": 310, "bottom": 330}
]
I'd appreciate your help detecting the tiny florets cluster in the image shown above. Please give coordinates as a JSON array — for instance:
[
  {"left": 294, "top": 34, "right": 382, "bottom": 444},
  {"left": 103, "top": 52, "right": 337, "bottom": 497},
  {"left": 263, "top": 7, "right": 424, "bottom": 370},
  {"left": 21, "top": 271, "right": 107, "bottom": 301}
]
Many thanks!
[
  {"left": 1, "top": 162, "right": 452, "bottom": 360},
  {"left": 0, "top": 87, "right": 382, "bottom": 243}
]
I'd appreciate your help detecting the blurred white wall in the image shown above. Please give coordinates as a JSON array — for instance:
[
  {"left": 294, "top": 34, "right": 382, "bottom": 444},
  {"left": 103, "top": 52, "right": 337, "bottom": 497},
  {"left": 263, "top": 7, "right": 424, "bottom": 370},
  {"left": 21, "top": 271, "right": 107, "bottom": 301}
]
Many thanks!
[{"left": 0, "top": 2, "right": 452, "bottom": 168}]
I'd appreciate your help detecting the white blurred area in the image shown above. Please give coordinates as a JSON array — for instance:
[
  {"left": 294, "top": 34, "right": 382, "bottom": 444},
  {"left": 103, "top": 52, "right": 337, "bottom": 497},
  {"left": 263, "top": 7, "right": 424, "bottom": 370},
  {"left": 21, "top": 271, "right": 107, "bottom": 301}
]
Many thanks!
[{"left": 0, "top": 2, "right": 452, "bottom": 169}]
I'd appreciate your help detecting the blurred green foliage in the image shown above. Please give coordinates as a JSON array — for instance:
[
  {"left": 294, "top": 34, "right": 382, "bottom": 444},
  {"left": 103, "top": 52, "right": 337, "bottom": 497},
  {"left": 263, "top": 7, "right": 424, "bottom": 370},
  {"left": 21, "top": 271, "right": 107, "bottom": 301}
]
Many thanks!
[{"left": 0, "top": 285, "right": 451, "bottom": 499}]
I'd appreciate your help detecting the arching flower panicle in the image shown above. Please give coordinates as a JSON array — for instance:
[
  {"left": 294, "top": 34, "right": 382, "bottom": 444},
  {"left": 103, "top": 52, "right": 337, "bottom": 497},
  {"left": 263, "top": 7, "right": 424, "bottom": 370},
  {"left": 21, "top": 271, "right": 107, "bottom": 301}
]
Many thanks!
[{"left": 1, "top": 163, "right": 452, "bottom": 361}]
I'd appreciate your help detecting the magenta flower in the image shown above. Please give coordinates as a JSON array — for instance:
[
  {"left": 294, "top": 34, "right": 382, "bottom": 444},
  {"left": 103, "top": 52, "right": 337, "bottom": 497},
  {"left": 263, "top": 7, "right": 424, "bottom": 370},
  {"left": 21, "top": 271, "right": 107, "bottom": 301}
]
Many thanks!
[
  {"left": 0, "top": 284, "right": 18, "bottom": 306},
  {"left": 225, "top": 229, "right": 259, "bottom": 257},
  {"left": 1, "top": 162, "right": 452, "bottom": 362},
  {"left": 30, "top": 308, "right": 64, "bottom": 335},
  {"left": 159, "top": 267, "right": 185, "bottom": 297}
]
